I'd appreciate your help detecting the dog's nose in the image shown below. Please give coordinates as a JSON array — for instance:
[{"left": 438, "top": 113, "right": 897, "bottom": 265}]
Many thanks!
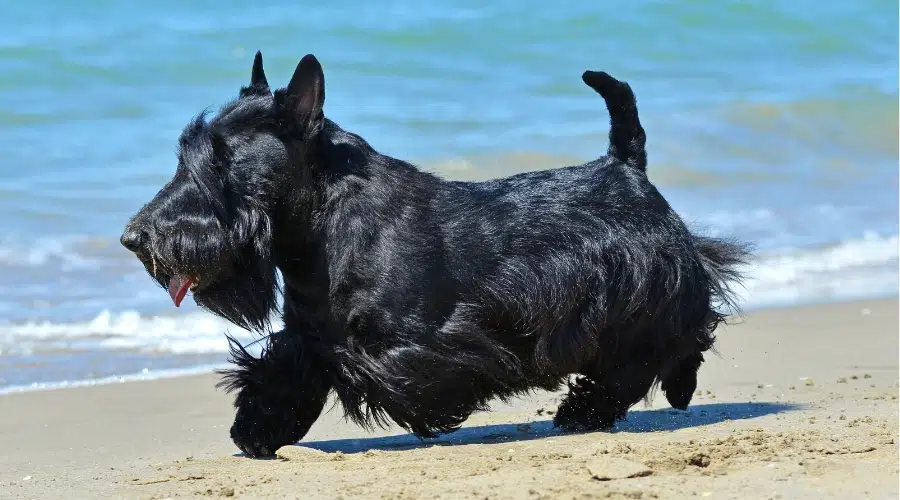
[{"left": 120, "top": 227, "right": 147, "bottom": 253}]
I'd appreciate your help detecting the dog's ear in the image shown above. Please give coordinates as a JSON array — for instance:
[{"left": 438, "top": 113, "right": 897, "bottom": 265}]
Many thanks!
[
  {"left": 250, "top": 51, "right": 269, "bottom": 91},
  {"left": 283, "top": 54, "right": 325, "bottom": 138},
  {"left": 239, "top": 51, "right": 271, "bottom": 97}
]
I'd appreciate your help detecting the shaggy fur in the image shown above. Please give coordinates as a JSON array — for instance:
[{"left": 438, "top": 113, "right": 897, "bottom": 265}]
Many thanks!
[{"left": 121, "top": 52, "right": 751, "bottom": 458}]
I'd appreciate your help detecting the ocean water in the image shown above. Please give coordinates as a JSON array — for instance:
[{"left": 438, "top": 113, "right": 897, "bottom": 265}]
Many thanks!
[{"left": 0, "top": 0, "right": 897, "bottom": 392}]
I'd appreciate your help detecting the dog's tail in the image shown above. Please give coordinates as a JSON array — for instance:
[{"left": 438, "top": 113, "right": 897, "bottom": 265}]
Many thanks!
[
  {"left": 582, "top": 70, "right": 647, "bottom": 172},
  {"left": 693, "top": 234, "right": 752, "bottom": 318}
]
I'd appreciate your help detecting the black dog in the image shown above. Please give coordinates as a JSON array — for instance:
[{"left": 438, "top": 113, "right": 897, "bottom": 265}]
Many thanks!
[{"left": 121, "top": 52, "right": 749, "bottom": 458}]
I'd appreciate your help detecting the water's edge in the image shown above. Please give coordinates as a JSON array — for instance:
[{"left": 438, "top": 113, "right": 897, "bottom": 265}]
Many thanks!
[{"left": 2, "top": 293, "right": 894, "bottom": 396}]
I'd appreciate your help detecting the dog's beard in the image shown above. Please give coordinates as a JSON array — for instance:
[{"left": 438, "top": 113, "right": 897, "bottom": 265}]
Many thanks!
[
  {"left": 140, "top": 211, "right": 281, "bottom": 334},
  {"left": 193, "top": 247, "right": 279, "bottom": 333}
]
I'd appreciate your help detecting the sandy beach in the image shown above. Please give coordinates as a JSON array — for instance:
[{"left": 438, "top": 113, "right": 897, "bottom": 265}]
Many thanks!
[{"left": 0, "top": 298, "right": 896, "bottom": 499}]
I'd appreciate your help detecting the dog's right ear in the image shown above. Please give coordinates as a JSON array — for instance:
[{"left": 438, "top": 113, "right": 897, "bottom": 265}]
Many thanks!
[
  {"left": 239, "top": 51, "right": 271, "bottom": 97},
  {"left": 279, "top": 54, "right": 325, "bottom": 139}
]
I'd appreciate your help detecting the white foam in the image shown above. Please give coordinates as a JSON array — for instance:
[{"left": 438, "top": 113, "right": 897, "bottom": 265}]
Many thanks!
[
  {"left": 0, "top": 309, "right": 275, "bottom": 355},
  {"left": 739, "top": 232, "right": 899, "bottom": 309}
]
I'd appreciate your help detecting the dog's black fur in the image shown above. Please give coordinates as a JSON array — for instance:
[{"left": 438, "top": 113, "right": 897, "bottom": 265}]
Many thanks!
[{"left": 121, "top": 52, "right": 750, "bottom": 458}]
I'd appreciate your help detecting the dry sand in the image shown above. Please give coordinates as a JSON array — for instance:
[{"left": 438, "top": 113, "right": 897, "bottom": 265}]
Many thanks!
[{"left": 1, "top": 298, "right": 897, "bottom": 499}]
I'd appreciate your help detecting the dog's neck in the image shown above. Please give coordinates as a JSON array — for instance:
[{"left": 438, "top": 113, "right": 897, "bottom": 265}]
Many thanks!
[
  {"left": 268, "top": 120, "right": 375, "bottom": 302},
  {"left": 269, "top": 119, "right": 433, "bottom": 306}
]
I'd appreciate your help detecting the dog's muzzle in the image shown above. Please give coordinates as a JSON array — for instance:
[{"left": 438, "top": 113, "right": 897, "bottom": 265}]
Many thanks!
[
  {"left": 120, "top": 224, "right": 200, "bottom": 308},
  {"left": 120, "top": 227, "right": 147, "bottom": 253}
]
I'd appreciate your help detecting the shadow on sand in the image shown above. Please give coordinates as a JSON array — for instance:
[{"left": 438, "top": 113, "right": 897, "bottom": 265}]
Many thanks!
[{"left": 291, "top": 401, "right": 799, "bottom": 455}]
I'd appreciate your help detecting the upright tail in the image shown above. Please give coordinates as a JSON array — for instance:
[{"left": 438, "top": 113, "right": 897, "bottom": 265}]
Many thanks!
[{"left": 582, "top": 70, "right": 647, "bottom": 171}]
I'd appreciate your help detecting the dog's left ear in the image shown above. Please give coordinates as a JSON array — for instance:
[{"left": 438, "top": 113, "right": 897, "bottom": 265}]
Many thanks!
[
  {"left": 282, "top": 54, "right": 325, "bottom": 139},
  {"left": 239, "top": 51, "right": 271, "bottom": 97}
]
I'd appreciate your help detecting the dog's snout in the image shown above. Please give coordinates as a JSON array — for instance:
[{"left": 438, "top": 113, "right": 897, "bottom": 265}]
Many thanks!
[{"left": 120, "top": 227, "right": 147, "bottom": 253}]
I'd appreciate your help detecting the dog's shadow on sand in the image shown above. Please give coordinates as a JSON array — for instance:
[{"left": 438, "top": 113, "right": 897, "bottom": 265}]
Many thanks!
[{"left": 291, "top": 402, "right": 798, "bottom": 455}]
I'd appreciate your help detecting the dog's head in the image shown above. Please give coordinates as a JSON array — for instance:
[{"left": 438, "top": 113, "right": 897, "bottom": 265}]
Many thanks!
[{"left": 120, "top": 52, "right": 327, "bottom": 332}]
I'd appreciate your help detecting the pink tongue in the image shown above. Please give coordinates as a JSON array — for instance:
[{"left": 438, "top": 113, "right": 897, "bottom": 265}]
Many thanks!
[{"left": 168, "top": 275, "right": 193, "bottom": 307}]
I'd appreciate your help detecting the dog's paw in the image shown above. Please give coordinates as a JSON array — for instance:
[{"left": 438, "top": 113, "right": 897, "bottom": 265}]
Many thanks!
[
  {"left": 229, "top": 404, "right": 301, "bottom": 458},
  {"left": 663, "top": 387, "right": 694, "bottom": 411},
  {"left": 661, "top": 353, "right": 702, "bottom": 411},
  {"left": 553, "top": 387, "right": 618, "bottom": 432}
]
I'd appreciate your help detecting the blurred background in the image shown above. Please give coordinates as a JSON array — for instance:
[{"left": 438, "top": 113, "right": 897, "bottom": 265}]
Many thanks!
[{"left": 0, "top": 0, "right": 896, "bottom": 391}]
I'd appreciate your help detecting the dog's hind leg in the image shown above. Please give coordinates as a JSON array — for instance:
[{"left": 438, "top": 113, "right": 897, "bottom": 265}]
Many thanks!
[
  {"left": 660, "top": 352, "right": 704, "bottom": 410},
  {"left": 552, "top": 358, "right": 658, "bottom": 431}
]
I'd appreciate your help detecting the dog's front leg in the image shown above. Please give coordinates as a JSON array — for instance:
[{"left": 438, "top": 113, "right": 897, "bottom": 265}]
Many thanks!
[{"left": 220, "top": 330, "right": 332, "bottom": 458}]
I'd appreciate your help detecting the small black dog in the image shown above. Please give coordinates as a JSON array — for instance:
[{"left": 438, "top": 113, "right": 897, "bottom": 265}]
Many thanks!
[{"left": 121, "top": 52, "right": 749, "bottom": 458}]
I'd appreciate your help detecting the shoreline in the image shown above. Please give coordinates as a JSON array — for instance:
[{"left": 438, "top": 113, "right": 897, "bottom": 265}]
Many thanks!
[
  {"left": 0, "top": 363, "right": 229, "bottom": 396},
  {"left": 1, "top": 296, "right": 897, "bottom": 499},
  {"left": 2, "top": 293, "right": 897, "bottom": 397}
]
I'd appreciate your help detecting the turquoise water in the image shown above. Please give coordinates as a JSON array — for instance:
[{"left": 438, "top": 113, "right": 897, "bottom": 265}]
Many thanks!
[{"left": 0, "top": 1, "right": 897, "bottom": 391}]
